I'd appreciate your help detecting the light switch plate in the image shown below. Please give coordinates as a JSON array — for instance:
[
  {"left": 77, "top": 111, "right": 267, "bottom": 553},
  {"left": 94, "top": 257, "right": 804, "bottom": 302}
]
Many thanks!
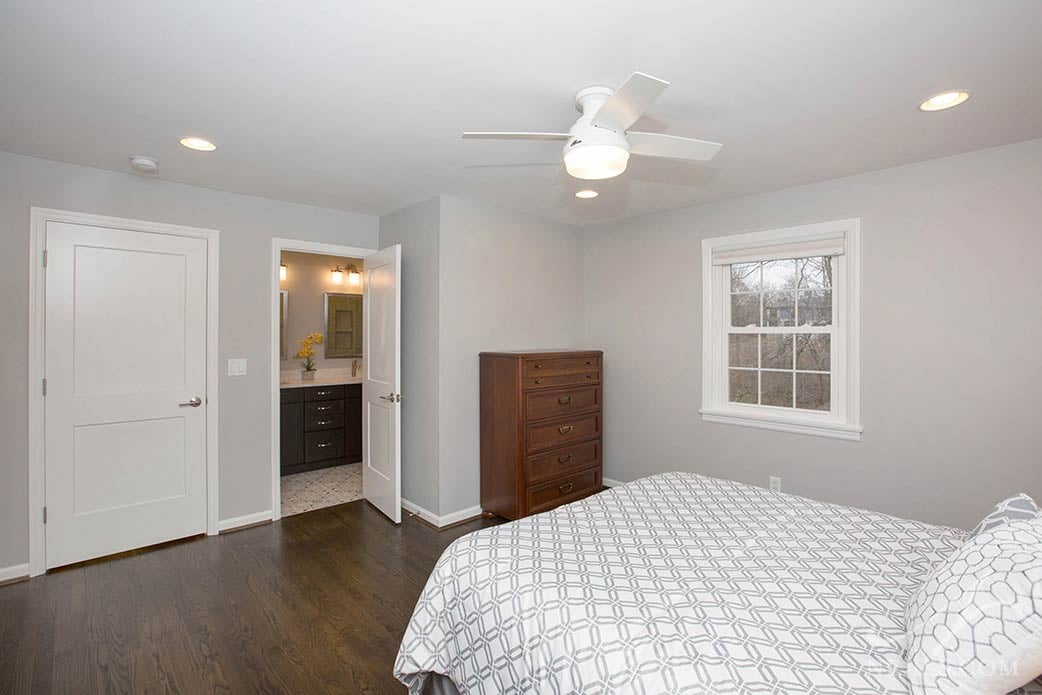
[{"left": 227, "top": 358, "right": 247, "bottom": 376}]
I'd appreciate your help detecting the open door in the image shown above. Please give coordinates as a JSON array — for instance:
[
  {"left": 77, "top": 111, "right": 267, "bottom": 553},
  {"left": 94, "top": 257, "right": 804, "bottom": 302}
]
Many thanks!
[{"left": 362, "top": 244, "right": 402, "bottom": 523}]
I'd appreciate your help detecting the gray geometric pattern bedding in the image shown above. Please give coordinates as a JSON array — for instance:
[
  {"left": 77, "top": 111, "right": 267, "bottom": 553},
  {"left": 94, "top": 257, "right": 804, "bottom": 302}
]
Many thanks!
[{"left": 395, "top": 473, "right": 1042, "bottom": 694}]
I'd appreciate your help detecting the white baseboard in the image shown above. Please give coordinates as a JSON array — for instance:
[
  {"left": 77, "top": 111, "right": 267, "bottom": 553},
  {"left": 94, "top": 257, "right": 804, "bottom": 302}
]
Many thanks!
[
  {"left": 402, "top": 499, "right": 483, "bottom": 529},
  {"left": 0, "top": 563, "right": 29, "bottom": 583},
  {"left": 602, "top": 477, "right": 626, "bottom": 488},
  {"left": 218, "top": 510, "right": 273, "bottom": 533}
]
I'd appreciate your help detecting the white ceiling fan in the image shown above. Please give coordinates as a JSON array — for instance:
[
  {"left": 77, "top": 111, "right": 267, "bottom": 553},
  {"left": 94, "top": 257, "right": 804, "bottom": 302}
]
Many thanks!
[{"left": 463, "top": 72, "right": 723, "bottom": 181}]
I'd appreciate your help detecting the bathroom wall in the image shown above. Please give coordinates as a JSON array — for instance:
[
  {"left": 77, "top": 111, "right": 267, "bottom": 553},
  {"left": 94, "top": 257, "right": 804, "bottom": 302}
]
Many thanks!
[{"left": 279, "top": 250, "right": 364, "bottom": 372}]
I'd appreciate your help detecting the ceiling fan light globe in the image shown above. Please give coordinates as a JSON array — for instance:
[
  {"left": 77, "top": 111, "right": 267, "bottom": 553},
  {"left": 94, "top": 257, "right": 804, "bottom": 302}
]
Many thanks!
[{"left": 564, "top": 144, "right": 629, "bottom": 180}]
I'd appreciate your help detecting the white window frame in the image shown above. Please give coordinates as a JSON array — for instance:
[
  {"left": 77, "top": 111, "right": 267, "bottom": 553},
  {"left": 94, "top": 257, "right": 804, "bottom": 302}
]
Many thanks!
[{"left": 700, "top": 218, "right": 861, "bottom": 441}]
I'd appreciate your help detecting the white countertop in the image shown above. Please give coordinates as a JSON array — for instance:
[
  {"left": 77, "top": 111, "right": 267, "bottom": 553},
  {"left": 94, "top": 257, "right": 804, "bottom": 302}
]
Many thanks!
[{"left": 280, "top": 368, "right": 364, "bottom": 389}]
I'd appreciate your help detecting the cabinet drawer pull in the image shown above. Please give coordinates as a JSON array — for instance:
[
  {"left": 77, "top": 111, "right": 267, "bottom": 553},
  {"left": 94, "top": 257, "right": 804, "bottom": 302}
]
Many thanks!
[
  {"left": 586, "top": 360, "right": 593, "bottom": 365},
  {"left": 558, "top": 424, "right": 574, "bottom": 435},
  {"left": 557, "top": 454, "right": 572, "bottom": 464},
  {"left": 585, "top": 375, "right": 593, "bottom": 380},
  {"left": 316, "top": 405, "right": 333, "bottom": 411},
  {"left": 534, "top": 379, "right": 542, "bottom": 385},
  {"left": 534, "top": 364, "right": 543, "bottom": 369},
  {"left": 317, "top": 442, "right": 334, "bottom": 448},
  {"left": 559, "top": 482, "right": 574, "bottom": 494},
  {"left": 317, "top": 420, "right": 333, "bottom": 426},
  {"left": 557, "top": 395, "right": 572, "bottom": 405},
  {"left": 316, "top": 390, "right": 332, "bottom": 395}
]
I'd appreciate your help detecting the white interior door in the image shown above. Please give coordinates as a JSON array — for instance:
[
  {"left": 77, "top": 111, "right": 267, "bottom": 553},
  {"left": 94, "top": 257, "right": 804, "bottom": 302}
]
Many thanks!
[
  {"left": 362, "top": 244, "right": 401, "bottom": 523},
  {"left": 44, "top": 221, "right": 208, "bottom": 569}
]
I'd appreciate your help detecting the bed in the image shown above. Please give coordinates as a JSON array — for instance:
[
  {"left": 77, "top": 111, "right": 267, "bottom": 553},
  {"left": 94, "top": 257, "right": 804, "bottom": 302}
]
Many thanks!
[{"left": 395, "top": 473, "right": 1042, "bottom": 694}]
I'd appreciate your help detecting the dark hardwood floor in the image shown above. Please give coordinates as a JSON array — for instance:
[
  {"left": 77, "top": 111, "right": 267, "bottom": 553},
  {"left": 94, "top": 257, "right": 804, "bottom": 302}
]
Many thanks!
[{"left": 0, "top": 501, "right": 503, "bottom": 694}]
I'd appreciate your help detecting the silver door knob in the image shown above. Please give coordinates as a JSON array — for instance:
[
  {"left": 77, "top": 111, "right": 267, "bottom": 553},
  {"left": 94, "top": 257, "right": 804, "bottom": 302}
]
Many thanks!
[
  {"left": 179, "top": 397, "right": 202, "bottom": 408},
  {"left": 379, "top": 393, "right": 395, "bottom": 401}
]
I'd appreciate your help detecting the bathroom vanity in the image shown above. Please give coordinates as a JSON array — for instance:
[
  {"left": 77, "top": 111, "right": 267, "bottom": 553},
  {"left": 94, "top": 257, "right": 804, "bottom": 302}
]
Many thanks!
[{"left": 279, "top": 380, "right": 362, "bottom": 476}]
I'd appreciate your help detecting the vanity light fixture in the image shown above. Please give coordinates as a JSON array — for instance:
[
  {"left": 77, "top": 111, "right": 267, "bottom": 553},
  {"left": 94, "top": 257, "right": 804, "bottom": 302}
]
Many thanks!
[
  {"left": 919, "top": 90, "right": 971, "bottom": 112},
  {"left": 331, "top": 265, "right": 344, "bottom": 284},
  {"left": 179, "top": 136, "right": 218, "bottom": 151},
  {"left": 575, "top": 190, "right": 599, "bottom": 199},
  {"left": 280, "top": 263, "right": 287, "bottom": 282},
  {"left": 347, "top": 264, "right": 361, "bottom": 286}
]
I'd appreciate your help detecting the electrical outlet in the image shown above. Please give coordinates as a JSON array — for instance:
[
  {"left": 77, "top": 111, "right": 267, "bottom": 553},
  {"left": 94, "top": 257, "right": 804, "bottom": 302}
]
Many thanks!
[
  {"left": 227, "top": 358, "right": 247, "bottom": 376},
  {"left": 769, "top": 476, "right": 782, "bottom": 493}
]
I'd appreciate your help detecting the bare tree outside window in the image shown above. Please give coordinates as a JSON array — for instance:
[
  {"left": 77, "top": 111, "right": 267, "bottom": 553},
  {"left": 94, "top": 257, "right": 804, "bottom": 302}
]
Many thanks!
[{"left": 727, "top": 257, "right": 832, "bottom": 411}]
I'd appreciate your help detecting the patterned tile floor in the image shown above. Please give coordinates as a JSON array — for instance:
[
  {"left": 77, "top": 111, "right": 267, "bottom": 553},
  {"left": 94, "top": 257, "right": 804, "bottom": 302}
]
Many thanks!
[{"left": 281, "top": 463, "right": 363, "bottom": 517}]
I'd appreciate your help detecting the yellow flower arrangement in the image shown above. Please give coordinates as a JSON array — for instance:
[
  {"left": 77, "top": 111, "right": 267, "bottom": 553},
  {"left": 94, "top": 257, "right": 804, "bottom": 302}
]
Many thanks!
[{"left": 296, "top": 332, "right": 324, "bottom": 371}]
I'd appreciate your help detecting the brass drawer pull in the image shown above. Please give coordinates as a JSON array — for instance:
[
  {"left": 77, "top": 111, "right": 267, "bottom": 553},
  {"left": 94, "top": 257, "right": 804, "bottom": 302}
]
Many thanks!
[
  {"left": 559, "top": 482, "right": 574, "bottom": 494},
  {"left": 558, "top": 424, "right": 574, "bottom": 435},
  {"left": 317, "top": 420, "right": 333, "bottom": 426},
  {"left": 317, "top": 442, "right": 333, "bottom": 448},
  {"left": 585, "top": 375, "right": 593, "bottom": 380},
  {"left": 557, "top": 454, "right": 572, "bottom": 464},
  {"left": 586, "top": 360, "right": 593, "bottom": 365},
  {"left": 557, "top": 395, "right": 572, "bottom": 405},
  {"left": 534, "top": 364, "right": 543, "bottom": 369},
  {"left": 534, "top": 379, "right": 542, "bottom": 385}
]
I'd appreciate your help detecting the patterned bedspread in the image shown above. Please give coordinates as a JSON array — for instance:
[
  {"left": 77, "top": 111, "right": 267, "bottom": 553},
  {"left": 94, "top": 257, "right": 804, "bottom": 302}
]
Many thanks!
[{"left": 395, "top": 473, "right": 1042, "bottom": 694}]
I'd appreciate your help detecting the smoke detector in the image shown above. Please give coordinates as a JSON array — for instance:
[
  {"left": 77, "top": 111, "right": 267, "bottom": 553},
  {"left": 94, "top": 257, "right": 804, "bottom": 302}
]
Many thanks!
[{"left": 129, "top": 156, "right": 159, "bottom": 175}]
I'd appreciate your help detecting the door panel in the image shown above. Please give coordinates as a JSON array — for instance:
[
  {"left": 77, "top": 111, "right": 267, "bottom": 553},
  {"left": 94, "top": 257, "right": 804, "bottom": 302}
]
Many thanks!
[
  {"left": 362, "top": 245, "right": 401, "bottom": 523},
  {"left": 45, "top": 221, "right": 208, "bottom": 569}
]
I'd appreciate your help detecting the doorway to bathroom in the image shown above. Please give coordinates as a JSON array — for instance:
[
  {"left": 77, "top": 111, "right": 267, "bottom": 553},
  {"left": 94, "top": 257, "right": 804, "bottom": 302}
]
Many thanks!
[{"left": 270, "top": 238, "right": 402, "bottom": 523}]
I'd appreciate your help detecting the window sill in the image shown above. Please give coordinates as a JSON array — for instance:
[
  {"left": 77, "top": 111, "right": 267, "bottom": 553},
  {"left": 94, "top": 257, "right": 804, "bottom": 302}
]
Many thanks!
[{"left": 699, "top": 408, "right": 862, "bottom": 441}]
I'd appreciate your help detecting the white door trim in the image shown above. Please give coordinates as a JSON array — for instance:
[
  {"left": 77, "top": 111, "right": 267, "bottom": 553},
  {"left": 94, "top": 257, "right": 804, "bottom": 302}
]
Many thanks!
[
  {"left": 28, "top": 207, "right": 220, "bottom": 577},
  {"left": 270, "top": 238, "right": 376, "bottom": 521}
]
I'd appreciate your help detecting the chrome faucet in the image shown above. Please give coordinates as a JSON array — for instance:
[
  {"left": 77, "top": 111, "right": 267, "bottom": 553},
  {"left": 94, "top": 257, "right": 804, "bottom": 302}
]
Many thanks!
[{"left": 351, "top": 359, "right": 361, "bottom": 377}]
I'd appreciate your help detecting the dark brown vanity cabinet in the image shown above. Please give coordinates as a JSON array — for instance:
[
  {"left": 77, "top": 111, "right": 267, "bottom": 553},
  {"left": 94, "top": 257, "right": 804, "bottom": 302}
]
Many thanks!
[{"left": 280, "top": 383, "right": 362, "bottom": 475}]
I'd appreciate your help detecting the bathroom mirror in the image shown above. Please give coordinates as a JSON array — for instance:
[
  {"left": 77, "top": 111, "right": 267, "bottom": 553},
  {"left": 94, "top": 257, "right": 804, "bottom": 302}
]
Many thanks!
[
  {"left": 279, "top": 290, "right": 289, "bottom": 360},
  {"left": 324, "top": 292, "right": 363, "bottom": 358}
]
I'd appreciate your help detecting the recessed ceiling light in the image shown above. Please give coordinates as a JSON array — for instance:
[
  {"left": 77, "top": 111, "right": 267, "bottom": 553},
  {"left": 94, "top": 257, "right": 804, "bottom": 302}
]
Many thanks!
[
  {"left": 919, "top": 91, "right": 971, "bottom": 112},
  {"left": 179, "top": 136, "right": 217, "bottom": 151},
  {"left": 575, "top": 190, "right": 599, "bottom": 199}
]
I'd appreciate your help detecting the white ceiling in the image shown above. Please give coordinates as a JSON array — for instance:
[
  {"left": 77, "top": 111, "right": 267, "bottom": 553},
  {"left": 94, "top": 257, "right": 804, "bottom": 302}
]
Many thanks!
[{"left": 2, "top": 1, "right": 1040, "bottom": 225}]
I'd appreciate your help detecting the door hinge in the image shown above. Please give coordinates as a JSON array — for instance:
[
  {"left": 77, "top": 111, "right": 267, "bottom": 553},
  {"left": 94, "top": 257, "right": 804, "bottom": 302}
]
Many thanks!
[
  {"left": 42, "top": 507, "right": 47, "bottom": 524},
  {"left": 42, "top": 249, "right": 48, "bottom": 267},
  {"left": 42, "top": 378, "right": 47, "bottom": 396}
]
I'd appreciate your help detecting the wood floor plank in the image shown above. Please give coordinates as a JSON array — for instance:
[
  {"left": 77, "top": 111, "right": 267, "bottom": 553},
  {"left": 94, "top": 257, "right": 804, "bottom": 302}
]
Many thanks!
[{"left": 0, "top": 500, "right": 502, "bottom": 694}]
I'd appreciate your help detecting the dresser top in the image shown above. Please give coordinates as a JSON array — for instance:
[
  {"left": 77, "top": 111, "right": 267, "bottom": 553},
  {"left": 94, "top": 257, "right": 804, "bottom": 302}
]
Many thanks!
[{"left": 480, "top": 349, "right": 602, "bottom": 358}]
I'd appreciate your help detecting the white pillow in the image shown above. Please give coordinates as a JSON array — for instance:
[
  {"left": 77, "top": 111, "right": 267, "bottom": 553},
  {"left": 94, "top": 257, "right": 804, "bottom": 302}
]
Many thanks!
[{"left": 905, "top": 517, "right": 1042, "bottom": 695}]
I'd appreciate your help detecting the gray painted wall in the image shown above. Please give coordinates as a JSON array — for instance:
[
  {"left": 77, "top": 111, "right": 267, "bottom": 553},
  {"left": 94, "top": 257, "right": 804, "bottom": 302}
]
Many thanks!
[
  {"left": 437, "top": 196, "right": 585, "bottom": 514},
  {"left": 378, "top": 197, "right": 442, "bottom": 514},
  {"left": 583, "top": 138, "right": 1042, "bottom": 530},
  {"left": 0, "top": 151, "right": 378, "bottom": 569}
]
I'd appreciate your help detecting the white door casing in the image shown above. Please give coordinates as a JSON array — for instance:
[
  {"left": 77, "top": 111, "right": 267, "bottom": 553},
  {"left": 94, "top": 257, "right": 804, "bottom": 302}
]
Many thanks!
[
  {"left": 43, "top": 221, "right": 210, "bottom": 569},
  {"left": 362, "top": 244, "right": 402, "bottom": 523}
]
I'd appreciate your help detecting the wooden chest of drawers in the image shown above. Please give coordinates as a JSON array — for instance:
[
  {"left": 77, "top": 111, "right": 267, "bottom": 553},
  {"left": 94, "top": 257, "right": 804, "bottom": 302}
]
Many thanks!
[{"left": 479, "top": 350, "right": 603, "bottom": 519}]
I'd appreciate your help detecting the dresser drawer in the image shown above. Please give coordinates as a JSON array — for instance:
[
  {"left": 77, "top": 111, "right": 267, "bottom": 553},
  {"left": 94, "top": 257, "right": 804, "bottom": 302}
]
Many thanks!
[
  {"left": 280, "top": 387, "right": 304, "bottom": 403},
  {"left": 526, "top": 412, "right": 601, "bottom": 453},
  {"left": 525, "top": 371, "right": 600, "bottom": 390},
  {"left": 304, "top": 430, "right": 345, "bottom": 462},
  {"left": 305, "top": 400, "right": 345, "bottom": 418},
  {"left": 526, "top": 468, "right": 602, "bottom": 515},
  {"left": 305, "top": 385, "right": 346, "bottom": 402},
  {"left": 526, "top": 384, "right": 601, "bottom": 421},
  {"left": 525, "top": 440, "right": 601, "bottom": 484},
  {"left": 524, "top": 355, "right": 600, "bottom": 377},
  {"left": 305, "top": 411, "right": 345, "bottom": 432}
]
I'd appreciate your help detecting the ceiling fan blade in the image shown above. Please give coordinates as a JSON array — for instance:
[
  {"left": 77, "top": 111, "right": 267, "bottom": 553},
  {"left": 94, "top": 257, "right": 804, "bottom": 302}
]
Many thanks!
[
  {"left": 462, "top": 132, "right": 571, "bottom": 141},
  {"left": 590, "top": 72, "right": 669, "bottom": 131},
  {"left": 627, "top": 131, "right": 723, "bottom": 161}
]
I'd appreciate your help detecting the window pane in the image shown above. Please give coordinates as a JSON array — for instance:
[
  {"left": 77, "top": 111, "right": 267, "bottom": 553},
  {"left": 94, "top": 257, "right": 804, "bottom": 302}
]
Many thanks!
[
  {"left": 761, "top": 371, "right": 793, "bottom": 407},
  {"left": 796, "top": 373, "right": 830, "bottom": 411},
  {"left": 729, "top": 334, "right": 758, "bottom": 368},
  {"left": 797, "top": 289, "right": 832, "bottom": 326},
  {"left": 731, "top": 293, "right": 761, "bottom": 327},
  {"left": 762, "top": 260, "right": 797, "bottom": 290},
  {"left": 729, "top": 369, "right": 758, "bottom": 404},
  {"left": 795, "top": 334, "right": 830, "bottom": 371},
  {"left": 795, "top": 256, "right": 832, "bottom": 289},
  {"left": 764, "top": 291, "right": 796, "bottom": 326},
  {"left": 730, "top": 262, "right": 760, "bottom": 292},
  {"left": 761, "top": 334, "right": 793, "bottom": 369}
]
